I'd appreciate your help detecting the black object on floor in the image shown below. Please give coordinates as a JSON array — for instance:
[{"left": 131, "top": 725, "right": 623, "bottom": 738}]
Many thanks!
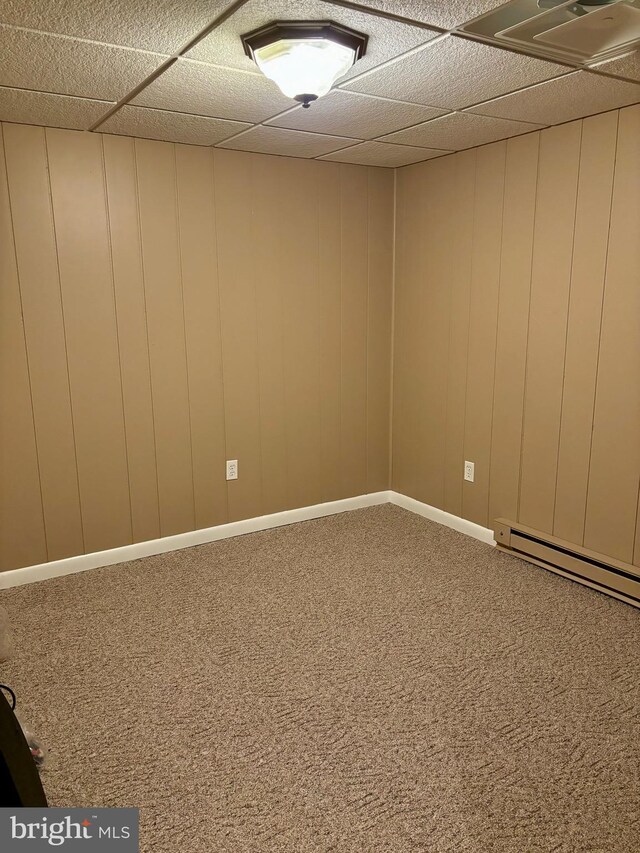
[{"left": 0, "top": 687, "right": 47, "bottom": 806}]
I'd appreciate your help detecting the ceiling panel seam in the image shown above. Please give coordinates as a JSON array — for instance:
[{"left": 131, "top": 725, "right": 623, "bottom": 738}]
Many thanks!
[
  {"left": 315, "top": 0, "right": 446, "bottom": 33},
  {"left": 0, "top": 22, "right": 169, "bottom": 56},
  {"left": 88, "top": 0, "right": 254, "bottom": 132}
]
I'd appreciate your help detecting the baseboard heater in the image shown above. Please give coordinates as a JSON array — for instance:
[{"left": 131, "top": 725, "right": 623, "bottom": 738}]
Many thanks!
[{"left": 494, "top": 518, "right": 640, "bottom": 610}]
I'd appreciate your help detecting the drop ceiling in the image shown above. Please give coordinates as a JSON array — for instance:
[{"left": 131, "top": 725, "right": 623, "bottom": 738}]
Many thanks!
[{"left": 0, "top": 0, "right": 638, "bottom": 167}]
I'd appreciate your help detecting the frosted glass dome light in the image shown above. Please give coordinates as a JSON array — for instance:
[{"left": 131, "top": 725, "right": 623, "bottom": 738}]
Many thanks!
[
  {"left": 242, "top": 22, "right": 368, "bottom": 108},
  {"left": 254, "top": 39, "right": 356, "bottom": 102}
]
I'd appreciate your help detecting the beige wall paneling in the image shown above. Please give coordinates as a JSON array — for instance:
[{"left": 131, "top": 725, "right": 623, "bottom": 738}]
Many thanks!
[
  {"left": 317, "top": 161, "right": 343, "bottom": 503},
  {"left": 418, "top": 156, "right": 455, "bottom": 510},
  {"left": 46, "top": 129, "right": 132, "bottom": 553},
  {"left": 175, "top": 144, "right": 228, "bottom": 530},
  {"left": 250, "top": 154, "right": 289, "bottom": 514},
  {"left": 635, "top": 489, "right": 640, "bottom": 568},
  {"left": 102, "top": 134, "right": 161, "bottom": 545},
  {"left": 340, "top": 164, "right": 369, "bottom": 497},
  {"left": 135, "top": 139, "right": 195, "bottom": 536},
  {"left": 461, "top": 142, "right": 506, "bottom": 528},
  {"left": 366, "top": 167, "right": 394, "bottom": 493},
  {"left": 390, "top": 106, "right": 636, "bottom": 567},
  {"left": 2, "top": 124, "right": 84, "bottom": 561},
  {"left": 410, "top": 162, "right": 434, "bottom": 506},
  {"left": 391, "top": 164, "right": 423, "bottom": 498},
  {"left": 518, "top": 121, "right": 581, "bottom": 533},
  {"left": 1, "top": 127, "right": 394, "bottom": 571},
  {"left": 0, "top": 127, "right": 47, "bottom": 570},
  {"left": 280, "top": 157, "right": 324, "bottom": 510},
  {"left": 553, "top": 111, "right": 618, "bottom": 545},
  {"left": 213, "top": 149, "right": 263, "bottom": 522},
  {"left": 488, "top": 132, "right": 539, "bottom": 526},
  {"left": 443, "top": 149, "right": 476, "bottom": 518},
  {"left": 584, "top": 104, "right": 640, "bottom": 562}
]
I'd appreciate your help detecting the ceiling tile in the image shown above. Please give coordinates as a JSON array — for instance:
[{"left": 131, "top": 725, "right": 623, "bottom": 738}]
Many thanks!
[
  {"left": 97, "top": 105, "right": 250, "bottom": 146},
  {"left": 319, "top": 140, "right": 448, "bottom": 167},
  {"left": 265, "top": 90, "right": 448, "bottom": 139},
  {"left": 342, "top": 34, "right": 568, "bottom": 109},
  {"left": 0, "top": 25, "right": 165, "bottom": 101},
  {"left": 381, "top": 110, "right": 543, "bottom": 150},
  {"left": 132, "top": 59, "right": 293, "bottom": 123},
  {"left": 340, "top": 1, "right": 510, "bottom": 30},
  {"left": 590, "top": 49, "right": 640, "bottom": 83},
  {"left": 0, "top": 86, "right": 112, "bottom": 129},
  {"left": 0, "top": 0, "right": 235, "bottom": 53},
  {"left": 217, "top": 126, "right": 359, "bottom": 158},
  {"left": 469, "top": 70, "right": 640, "bottom": 125},
  {"left": 186, "top": 0, "right": 438, "bottom": 82}
]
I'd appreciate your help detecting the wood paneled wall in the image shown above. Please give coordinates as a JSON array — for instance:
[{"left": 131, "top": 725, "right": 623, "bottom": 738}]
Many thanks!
[
  {"left": 392, "top": 104, "right": 640, "bottom": 567},
  {"left": 0, "top": 123, "right": 394, "bottom": 571},
  {"left": 3, "top": 106, "right": 638, "bottom": 575}
]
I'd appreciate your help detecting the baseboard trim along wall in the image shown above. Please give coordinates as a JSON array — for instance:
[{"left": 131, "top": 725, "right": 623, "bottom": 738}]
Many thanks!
[
  {"left": 388, "top": 492, "right": 496, "bottom": 546},
  {"left": 0, "top": 491, "right": 495, "bottom": 589}
]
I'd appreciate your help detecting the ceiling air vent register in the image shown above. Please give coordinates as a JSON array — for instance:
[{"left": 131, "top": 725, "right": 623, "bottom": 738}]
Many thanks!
[{"left": 461, "top": 0, "right": 640, "bottom": 64}]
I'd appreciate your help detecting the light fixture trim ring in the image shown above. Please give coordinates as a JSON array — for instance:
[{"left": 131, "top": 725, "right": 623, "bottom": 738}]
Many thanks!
[{"left": 241, "top": 20, "right": 368, "bottom": 63}]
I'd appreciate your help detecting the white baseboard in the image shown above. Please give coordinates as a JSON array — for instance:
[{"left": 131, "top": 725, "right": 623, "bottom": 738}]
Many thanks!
[
  {"left": 0, "top": 491, "right": 391, "bottom": 590},
  {"left": 0, "top": 490, "right": 494, "bottom": 590},
  {"left": 388, "top": 491, "right": 496, "bottom": 546}
]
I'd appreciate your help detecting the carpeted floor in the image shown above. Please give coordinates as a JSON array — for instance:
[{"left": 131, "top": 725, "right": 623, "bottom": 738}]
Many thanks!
[{"left": 1, "top": 504, "right": 639, "bottom": 852}]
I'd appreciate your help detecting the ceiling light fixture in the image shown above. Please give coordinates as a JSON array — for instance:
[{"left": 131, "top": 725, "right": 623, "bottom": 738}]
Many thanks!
[{"left": 242, "top": 21, "right": 368, "bottom": 108}]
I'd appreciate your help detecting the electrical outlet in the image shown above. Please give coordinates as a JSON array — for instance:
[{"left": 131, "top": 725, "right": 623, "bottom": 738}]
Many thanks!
[
  {"left": 226, "top": 459, "right": 238, "bottom": 481},
  {"left": 464, "top": 460, "right": 475, "bottom": 483}
]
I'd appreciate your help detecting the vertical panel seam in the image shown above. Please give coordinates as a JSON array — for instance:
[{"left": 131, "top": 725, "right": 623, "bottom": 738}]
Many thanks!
[
  {"left": 132, "top": 139, "right": 162, "bottom": 536},
  {"left": 173, "top": 144, "right": 197, "bottom": 530},
  {"left": 1, "top": 123, "right": 49, "bottom": 561},
  {"left": 274, "top": 158, "right": 291, "bottom": 509},
  {"left": 515, "top": 130, "right": 542, "bottom": 524},
  {"left": 487, "top": 142, "right": 511, "bottom": 525},
  {"left": 582, "top": 109, "right": 621, "bottom": 548},
  {"left": 485, "top": 142, "right": 509, "bottom": 530},
  {"left": 43, "top": 128, "right": 86, "bottom": 554},
  {"left": 339, "top": 165, "right": 344, "bottom": 497},
  {"left": 551, "top": 121, "right": 585, "bottom": 537},
  {"left": 441, "top": 161, "right": 455, "bottom": 512},
  {"left": 210, "top": 149, "right": 230, "bottom": 523},
  {"left": 365, "top": 168, "right": 371, "bottom": 493},
  {"left": 417, "top": 167, "right": 430, "bottom": 503},
  {"left": 315, "top": 160, "right": 325, "bottom": 504},
  {"left": 101, "top": 134, "right": 134, "bottom": 544},
  {"left": 448, "top": 152, "right": 474, "bottom": 517},
  {"left": 249, "top": 155, "right": 266, "bottom": 516},
  {"left": 441, "top": 162, "right": 455, "bottom": 509},
  {"left": 460, "top": 150, "right": 478, "bottom": 522},
  {"left": 442, "top": 156, "right": 457, "bottom": 514},
  {"left": 315, "top": 162, "right": 325, "bottom": 503},
  {"left": 282, "top": 162, "right": 293, "bottom": 507},
  {"left": 632, "top": 473, "right": 640, "bottom": 564},
  {"left": 252, "top": 158, "right": 267, "bottom": 508},
  {"left": 387, "top": 167, "right": 397, "bottom": 490}
]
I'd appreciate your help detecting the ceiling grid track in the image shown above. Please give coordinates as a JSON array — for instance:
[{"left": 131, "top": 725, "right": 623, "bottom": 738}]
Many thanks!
[{"left": 0, "top": 0, "right": 636, "bottom": 164}]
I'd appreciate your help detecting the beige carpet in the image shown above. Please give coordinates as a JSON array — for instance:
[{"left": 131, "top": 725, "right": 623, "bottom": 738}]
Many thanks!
[{"left": 1, "top": 505, "right": 639, "bottom": 852}]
